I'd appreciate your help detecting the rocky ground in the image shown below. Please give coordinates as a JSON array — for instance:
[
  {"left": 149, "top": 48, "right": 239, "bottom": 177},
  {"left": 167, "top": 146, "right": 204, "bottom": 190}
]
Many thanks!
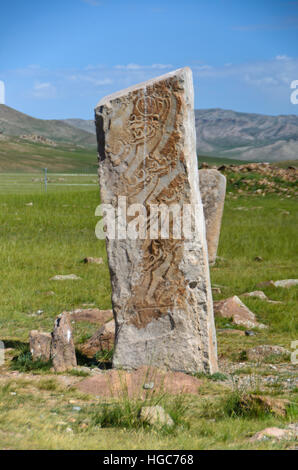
[{"left": 201, "top": 162, "right": 298, "bottom": 198}]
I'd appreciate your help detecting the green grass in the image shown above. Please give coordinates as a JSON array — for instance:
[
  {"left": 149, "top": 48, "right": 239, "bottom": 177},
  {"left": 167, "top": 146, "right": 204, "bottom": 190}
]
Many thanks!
[{"left": 0, "top": 173, "right": 297, "bottom": 449}]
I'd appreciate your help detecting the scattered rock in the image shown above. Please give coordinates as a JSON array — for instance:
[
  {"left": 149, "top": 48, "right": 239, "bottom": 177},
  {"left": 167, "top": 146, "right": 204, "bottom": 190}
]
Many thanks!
[
  {"left": 20, "top": 134, "right": 57, "bottom": 146},
  {"left": 143, "top": 382, "right": 155, "bottom": 390},
  {"left": 247, "top": 345, "right": 290, "bottom": 362},
  {"left": 69, "top": 308, "right": 113, "bottom": 325},
  {"left": 83, "top": 257, "right": 103, "bottom": 265},
  {"left": 51, "top": 313, "right": 77, "bottom": 372},
  {"left": 80, "top": 320, "right": 115, "bottom": 357},
  {"left": 212, "top": 287, "right": 221, "bottom": 295},
  {"left": 250, "top": 427, "right": 292, "bottom": 442},
  {"left": 245, "top": 330, "right": 255, "bottom": 337},
  {"left": 139, "top": 406, "right": 174, "bottom": 428},
  {"left": 25, "top": 202, "right": 33, "bottom": 206},
  {"left": 273, "top": 279, "right": 298, "bottom": 288},
  {"left": 242, "top": 291, "right": 268, "bottom": 300},
  {"left": 250, "top": 395, "right": 290, "bottom": 417},
  {"left": 214, "top": 295, "right": 266, "bottom": 329},
  {"left": 240, "top": 394, "right": 290, "bottom": 418},
  {"left": 50, "top": 274, "right": 81, "bottom": 281},
  {"left": 29, "top": 330, "right": 51, "bottom": 361},
  {"left": 257, "top": 279, "right": 298, "bottom": 289},
  {"left": 75, "top": 366, "right": 203, "bottom": 398},
  {"left": 256, "top": 280, "right": 275, "bottom": 288},
  {"left": 43, "top": 291, "right": 55, "bottom": 296}
]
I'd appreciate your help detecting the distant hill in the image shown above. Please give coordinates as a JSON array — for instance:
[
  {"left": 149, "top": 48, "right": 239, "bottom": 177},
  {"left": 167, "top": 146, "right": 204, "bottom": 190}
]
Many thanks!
[
  {"left": 62, "top": 118, "right": 96, "bottom": 135},
  {"left": 0, "top": 104, "right": 96, "bottom": 147},
  {"left": 195, "top": 109, "right": 298, "bottom": 162}
]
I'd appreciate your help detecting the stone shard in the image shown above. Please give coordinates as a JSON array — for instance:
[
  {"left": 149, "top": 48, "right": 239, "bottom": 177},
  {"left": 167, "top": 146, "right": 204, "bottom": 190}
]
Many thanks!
[
  {"left": 29, "top": 330, "right": 51, "bottom": 361},
  {"left": 95, "top": 67, "right": 218, "bottom": 374},
  {"left": 199, "top": 169, "right": 226, "bottom": 264},
  {"left": 214, "top": 295, "right": 267, "bottom": 329},
  {"left": 247, "top": 345, "right": 290, "bottom": 361},
  {"left": 140, "top": 405, "right": 174, "bottom": 428},
  {"left": 80, "top": 319, "right": 115, "bottom": 358},
  {"left": 51, "top": 312, "right": 77, "bottom": 372}
]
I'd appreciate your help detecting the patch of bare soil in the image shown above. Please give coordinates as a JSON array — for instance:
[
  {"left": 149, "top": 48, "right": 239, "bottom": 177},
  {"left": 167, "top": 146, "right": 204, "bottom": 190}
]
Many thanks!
[{"left": 75, "top": 366, "right": 203, "bottom": 399}]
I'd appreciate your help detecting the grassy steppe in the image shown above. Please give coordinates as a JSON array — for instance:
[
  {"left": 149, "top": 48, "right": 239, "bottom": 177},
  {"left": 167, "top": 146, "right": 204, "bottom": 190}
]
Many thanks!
[{"left": 0, "top": 176, "right": 297, "bottom": 449}]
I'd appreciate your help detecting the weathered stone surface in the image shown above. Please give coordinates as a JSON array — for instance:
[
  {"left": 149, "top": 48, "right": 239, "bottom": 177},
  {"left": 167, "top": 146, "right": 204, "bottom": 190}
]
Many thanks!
[
  {"left": 80, "top": 319, "right": 115, "bottom": 358},
  {"left": 51, "top": 313, "right": 77, "bottom": 372},
  {"left": 140, "top": 406, "right": 174, "bottom": 427},
  {"left": 75, "top": 365, "right": 203, "bottom": 398},
  {"left": 95, "top": 67, "right": 217, "bottom": 373},
  {"left": 69, "top": 308, "right": 113, "bottom": 325},
  {"left": 247, "top": 345, "right": 290, "bottom": 361},
  {"left": 29, "top": 330, "right": 51, "bottom": 361},
  {"left": 214, "top": 295, "right": 266, "bottom": 329},
  {"left": 199, "top": 169, "right": 226, "bottom": 264}
]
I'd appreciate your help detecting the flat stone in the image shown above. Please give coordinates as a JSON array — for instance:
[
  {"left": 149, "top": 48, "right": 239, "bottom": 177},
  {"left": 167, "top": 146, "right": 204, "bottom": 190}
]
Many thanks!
[
  {"left": 214, "top": 295, "right": 266, "bottom": 329},
  {"left": 199, "top": 169, "right": 226, "bottom": 265},
  {"left": 242, "top": 291, "right": 268, "bottom": 300},
  {"left": 95, "top": 67, "right": 217, "bottom": 374},
  {"left": 139, "top": 405, "right": 174, "bottom": 428},
  {"left": 69, "top": 308, "right": 113, "bottom": 325},
  {"left": 273, "top": 279, "right": 298, "bottom": 288},
  {"left": 247, "top": 345, "right": 290, "bottom": 361},
  {"left": 80, "top": 319, "right": 115, "bottom": 358},
  {"left": 250, "top": 427, "right": 292, "bottom": 442},
  {"left": 50, "top": 274, "right": 81, "bottom": 281},
  {"left": 29, "top": 330, "right": 51, "bottom": 361},
  {"left": 83, "top": 257, "right": 103, "bottom": 265},
  {"left": 51, "top": 312, "right": 77, "bottom": 372},
  {"left": 257, "top": 279, "right": 298, "bottom": 289},
  {"left": 75, "top": 365, "right": 203, "bottom": 398},
  {"left": 248, "top": 395, "right": 290, "bottom": 417}
]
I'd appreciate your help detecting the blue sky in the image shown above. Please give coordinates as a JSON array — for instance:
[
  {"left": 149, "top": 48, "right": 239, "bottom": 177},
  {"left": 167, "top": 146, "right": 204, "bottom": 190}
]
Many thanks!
[{"left": 1, "top": 0, "right": 298, "bottom": 119}]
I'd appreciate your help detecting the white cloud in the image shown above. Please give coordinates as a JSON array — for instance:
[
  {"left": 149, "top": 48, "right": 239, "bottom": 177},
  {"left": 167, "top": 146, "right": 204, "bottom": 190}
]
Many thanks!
[
  {"left": 114, "top": 63, "right": 172, "bottom": 70},
  {"left": 68, "top": 74, "right": 113, "bottom": 86},
  {"left": 276, "top": 55, "right": 291, "bottom": 61},
  {"left": 32, "top": 81, "right": 56, "bottom": 99},
  {"left": 192, "top": 56, "right": 298, "bottom": 89}
]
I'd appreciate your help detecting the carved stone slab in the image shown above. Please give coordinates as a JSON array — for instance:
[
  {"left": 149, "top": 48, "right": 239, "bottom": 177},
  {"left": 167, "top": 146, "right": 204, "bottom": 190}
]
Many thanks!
[
  {"left": 95, "top": 67, "right": 218, "bottom": 373},
  {"left": 199, "top": 169, "right": 226, "bottom": 264}
]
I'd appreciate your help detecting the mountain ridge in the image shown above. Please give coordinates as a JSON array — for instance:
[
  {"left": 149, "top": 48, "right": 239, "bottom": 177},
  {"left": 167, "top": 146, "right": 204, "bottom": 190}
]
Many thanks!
[{"left": 1, "top": 104, "right": 297, "bottom": 162}]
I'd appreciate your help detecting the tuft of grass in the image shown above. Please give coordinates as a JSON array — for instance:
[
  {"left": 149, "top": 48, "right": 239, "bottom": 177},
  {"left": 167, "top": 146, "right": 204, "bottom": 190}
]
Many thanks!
[
  {"left": 94, "top": 348, "right": 114, "bottom": 363},
  {"left": 10, "top": 345, "right": 52, "bottom": 373},
  {"left": 90, "top": 391, "right": 189, "bottom": 434},
  {"left": 193, "top": 371, "right": 228, "bottom": 381},
  {"left": 68, "top": 369, "right": 90, "bottom": 377}
]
